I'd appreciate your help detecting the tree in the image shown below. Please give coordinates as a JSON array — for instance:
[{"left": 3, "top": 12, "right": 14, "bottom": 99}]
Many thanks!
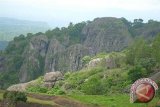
[
  {"left": 128, "top": 66, "right": 147, "bottom": 82},
  {"left": 152, "top": 33, "right": 160, "bottom": 64},
  {"left": 81, "top": 76, "right": 104, "bottom": 95},
  {"left": 133, "top": 19, "right": 144, "bottom": 28},
  {"left": 126, "top": 38, "right": 151, "bottom": 65}
]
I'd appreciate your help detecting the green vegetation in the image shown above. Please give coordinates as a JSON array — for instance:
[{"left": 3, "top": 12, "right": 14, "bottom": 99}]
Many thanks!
[
  {"left": 27, "top": 86, "right": 48, "bottom": 93},
  {"left": 26, "top": 86, "right": 65, "bottom": 95},
  {"left": 1, "top": 18, "right": 160, "bottom": 106},
  {"left": 3, "top": 91, "right": 27, "bottom": 105},
  {"left": 0, "top": 35, "right": 29, "bottom": 89},
  {"left": 127, "top": 34, "right": 160, "bottom": 82},
  {"left": 69, "top": 94, "right": 159, "bottom": 107},
  {"left": 58, "top": 66, "right": 129, "bottom": 96},
  {"left": 81, "top": 55, "right": 91, "bottom": 65},
  {"left": 45, "top": 22, "right": 86, "bottom": 45}
]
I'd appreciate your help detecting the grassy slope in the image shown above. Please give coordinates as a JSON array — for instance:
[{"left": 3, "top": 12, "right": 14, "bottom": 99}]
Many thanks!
[{"left": 69, "top": 94, "right": 159, "bottom": 107}]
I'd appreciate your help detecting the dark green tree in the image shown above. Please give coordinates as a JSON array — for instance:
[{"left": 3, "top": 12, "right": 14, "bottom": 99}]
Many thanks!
[{"left": 152, "top": 33, "right": 160, "bottom": 64}]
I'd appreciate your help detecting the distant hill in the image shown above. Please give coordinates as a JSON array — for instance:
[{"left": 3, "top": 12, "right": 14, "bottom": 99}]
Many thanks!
[{"left": 0, "top": 17, "right": 50, "bottom": 41}]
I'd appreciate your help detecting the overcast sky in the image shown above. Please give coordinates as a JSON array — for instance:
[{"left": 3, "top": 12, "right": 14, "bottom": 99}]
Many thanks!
[{"left": 0, "top": 0, "right": 160, "bottom": 27}]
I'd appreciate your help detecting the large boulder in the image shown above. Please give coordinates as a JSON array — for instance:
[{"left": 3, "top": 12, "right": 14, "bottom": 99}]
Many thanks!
[
  {"left": 7, "top": 80, "right": 38, "bottom": 92},
  {"left": 43, "top": 71, "right": 63, "bottom": 88},
  {"left": 87, "top": 53, "right": 125, "bottom": 69},
  {"left": 88, "top": 58, "right": 102, "bottom": 67}
]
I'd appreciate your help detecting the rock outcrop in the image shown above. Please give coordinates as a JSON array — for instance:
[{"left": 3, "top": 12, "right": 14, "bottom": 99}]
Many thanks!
[
  {"left": 87, "top": 53, "right": 125, "bottom": 69},
  {"left": 52, "top": 44, "right": 89, "bottom": 72},
  {"left": 82, "top": 17, "right": 132, "bottom": 54},
  {"left": 44, "top": 39, "right": 65, "bottom": 72},
  {"left": 7, "top": 80, "right": 38, "bottom": 92},
  {"left": 43, "top": 71, "right": 63, "bottom": 88},
  {"left": 19, "top": 35, "right": 49, "bottom": 82},
  {"left": 7, "top": 71, "right": 64, "bottom": 91}
]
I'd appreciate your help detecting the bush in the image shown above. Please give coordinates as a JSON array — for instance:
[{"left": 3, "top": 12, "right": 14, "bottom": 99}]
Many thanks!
[
  {"left": 81, "top": 75, "right": 104, "bottom": 95},
  {"left": 47, "top": 86, "right": 65, "bottom": 95},
  {"left": 82, "top": 56, "right": 91, "bottom": 65},
  {"left": 26, "top": 86, "right": 48, "bottom": 93},
  {"left": 3, "top": 91, "right": 27, "bottom": 105},
  {"left": 128, "top": 65, "right": 147, "bottom": 82}
]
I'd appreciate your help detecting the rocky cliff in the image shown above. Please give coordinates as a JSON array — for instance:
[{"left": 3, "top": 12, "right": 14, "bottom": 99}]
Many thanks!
[
  {"left": 83, "top": 17, "right": 132, "bottom": 54},
  {"left": 1, "top": 17, "right": 160, "bottom": 88}
]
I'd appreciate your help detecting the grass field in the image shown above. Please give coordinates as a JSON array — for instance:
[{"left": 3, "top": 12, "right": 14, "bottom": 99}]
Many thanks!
[{"left": 69, "top": 94, "right": 160, "bottom": 107}]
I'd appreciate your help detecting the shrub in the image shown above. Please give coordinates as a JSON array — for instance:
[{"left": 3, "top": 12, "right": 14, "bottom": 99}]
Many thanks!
[
  {"left": 128, "top": 65, "right": 147, "bottom": 82},
  {"left": 47, "top": 86, "right": 65, "bottom": 95},
  {"left": 81, "top": 75, "right": 104, "bottom": 95},
  {"left": 26, "top": 86, "right": 48, "bottom": 93},
  {"left": 3, "top": 91, "right": 27, "bottom": 105},
  {"left": 82, "top": 56, "right": 91, "bottom": 65}
]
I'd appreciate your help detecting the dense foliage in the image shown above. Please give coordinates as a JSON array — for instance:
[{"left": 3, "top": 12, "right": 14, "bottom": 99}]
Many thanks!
[
  {"left": 3, "top": 91, "right": 27, "bottom": 105},
  {"left": 127, "top": 34, "right": 160, "bottom": 82},
  {"left": 45, "top": 22, "right": 86, "bottom": 45},
  {"left": 26, "top": 86, "right": 65, "bottom": 95}
]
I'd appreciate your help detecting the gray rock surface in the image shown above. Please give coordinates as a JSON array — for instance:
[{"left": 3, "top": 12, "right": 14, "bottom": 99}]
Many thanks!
[
  {"left": 44, "top": 39, "right": 65, "bottom": 72},
  {"left": 43, "top": 71, "right": 63, "bottom": 88},
  {"left": 7, "top": 80, "right": 38, "bottom": 92},
  {"left": 82, "top": 17, "right": 132, "bottom": 54},
  {"left": 52, "top": 44, "right": 89, "bottom": 71},
  {"left": 19, "top": 35, "right": 49, "bottom": 82}
]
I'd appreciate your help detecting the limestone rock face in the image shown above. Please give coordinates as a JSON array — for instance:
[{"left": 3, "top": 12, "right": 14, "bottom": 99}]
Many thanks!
[
  {"left": 19, "top": 35, "right": 49, "bottom": 83},
  {"left": 82, "top": 17, "right": 132, "bottom": 54},
  {"left": 52, "top": 44, "right": 90, "bottom": 72},
  {"left": 18, "top": 17, "right": 133, "bottom": 83},
  {"left": 43, "top": 71, "right": 63, "bottom": 88},
  {"left": 44, "top": 39, "right": 65, "bottom": 72}
]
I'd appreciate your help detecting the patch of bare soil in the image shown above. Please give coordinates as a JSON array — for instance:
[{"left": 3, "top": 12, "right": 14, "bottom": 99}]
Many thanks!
[
  {"left": 28, "top": 93, "right": 94, "bottom": 107},
  {"left": 53, "top": 96, "right": 91, "bottom": 107}
]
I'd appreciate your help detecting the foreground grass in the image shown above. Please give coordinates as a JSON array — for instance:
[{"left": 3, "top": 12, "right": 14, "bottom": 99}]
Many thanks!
[
  {"left": 1, "top": 90, "right": 160, "bottom": 107},
  {"left": 69, "top": 94, "right": 159, "bottom": 107}
]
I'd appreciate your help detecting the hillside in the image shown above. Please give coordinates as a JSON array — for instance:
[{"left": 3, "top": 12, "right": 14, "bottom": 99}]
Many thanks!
[
  {"left": 0, "top": 17, "right": 160, "bottom": 88},
  {"left": 6, "top": 51, "right": 160, "bottom": 107},
  {"left": 0, "top": 17, "right": 50, "bottom": 41}
]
